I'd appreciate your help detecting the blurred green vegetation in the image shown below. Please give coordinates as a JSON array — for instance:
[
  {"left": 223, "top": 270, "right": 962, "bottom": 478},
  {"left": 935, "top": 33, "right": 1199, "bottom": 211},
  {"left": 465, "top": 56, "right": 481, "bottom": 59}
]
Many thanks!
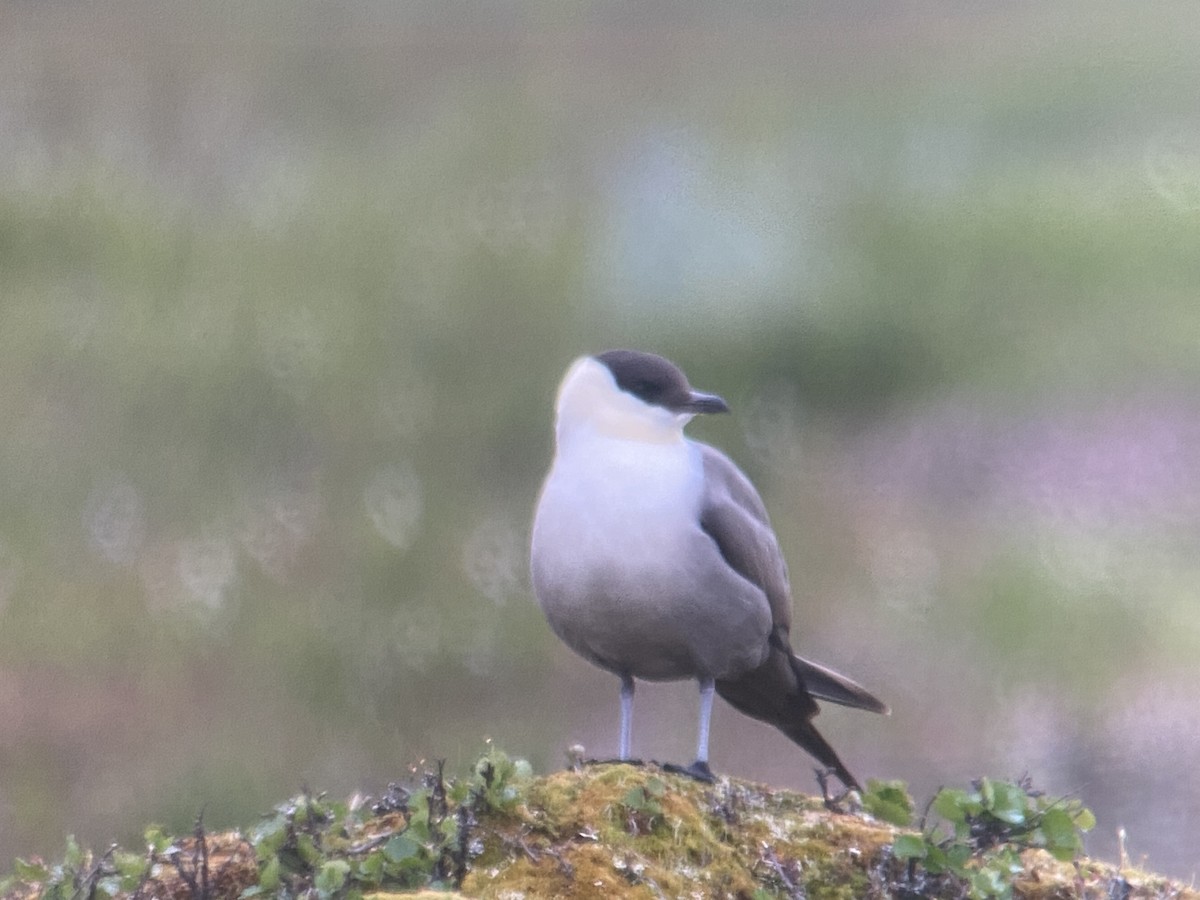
[{"left": 0, "top": 0, "right": 1198, "bottom": 881}]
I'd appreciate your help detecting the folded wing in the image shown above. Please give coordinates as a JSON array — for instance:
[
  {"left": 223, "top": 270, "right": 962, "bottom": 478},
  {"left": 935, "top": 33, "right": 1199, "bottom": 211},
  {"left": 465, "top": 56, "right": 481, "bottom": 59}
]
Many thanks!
[{"left": 697, "top": 443, "right": 887, "bottom": 789}]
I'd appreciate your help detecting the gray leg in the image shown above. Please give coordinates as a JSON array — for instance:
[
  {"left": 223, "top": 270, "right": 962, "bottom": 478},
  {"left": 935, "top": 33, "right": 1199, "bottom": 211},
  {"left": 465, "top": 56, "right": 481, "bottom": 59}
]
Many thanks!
[
  {"left": 657, "top": 679, "right": 718, "bottom": 782},
  {"left": 695, "top": 677, "right": 715, "bottom": 764},
  {"left": 619, "top": 675, "right": 635, "bottom": 760}
]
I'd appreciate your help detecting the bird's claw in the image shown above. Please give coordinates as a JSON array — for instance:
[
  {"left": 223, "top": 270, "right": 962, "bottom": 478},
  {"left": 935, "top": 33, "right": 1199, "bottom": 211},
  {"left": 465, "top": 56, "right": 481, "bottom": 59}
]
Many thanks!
[
  {"left": 816, "top": 767, "right": 860, "bottom": 811},
  {"left": 584, "top": 757, "right": 646, "bottom": 769},
  {"left": 660, "top": 759, "right": 716, "bottom": 783}
]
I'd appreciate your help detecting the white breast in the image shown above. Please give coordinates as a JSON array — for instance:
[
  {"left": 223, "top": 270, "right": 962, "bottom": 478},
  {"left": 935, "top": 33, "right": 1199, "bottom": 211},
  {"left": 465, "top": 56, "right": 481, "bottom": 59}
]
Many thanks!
[
  {"left": 531, "top": 430, "right": 770, "bottom": 680},
  {"left": 533, "top": 431, "right": 701, "bottom": 584}
]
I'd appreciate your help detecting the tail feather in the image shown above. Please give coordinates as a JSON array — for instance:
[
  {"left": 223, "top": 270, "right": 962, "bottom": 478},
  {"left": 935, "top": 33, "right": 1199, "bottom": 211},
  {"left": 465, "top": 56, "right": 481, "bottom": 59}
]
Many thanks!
[
  {"left": 716, "top": 643, "right": 885, "bottom": 791},
  {"left": 791, "top": 655, "right": 890, "bottom": 715},
  {"left": 775, "top": 714, "right": 862, "bottom": 792}
]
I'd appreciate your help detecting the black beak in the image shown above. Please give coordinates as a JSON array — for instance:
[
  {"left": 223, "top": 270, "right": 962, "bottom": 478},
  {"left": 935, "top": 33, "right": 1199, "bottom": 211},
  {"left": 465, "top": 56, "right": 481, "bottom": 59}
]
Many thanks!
[{"left": 683, "top": 390, "right": 730, "bottom": 415}]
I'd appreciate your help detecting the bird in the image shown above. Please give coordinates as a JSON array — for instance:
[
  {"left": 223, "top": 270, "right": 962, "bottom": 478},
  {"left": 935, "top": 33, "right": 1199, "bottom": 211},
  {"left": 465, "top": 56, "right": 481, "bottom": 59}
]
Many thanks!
[{"left": 530, "top": 349, "right": 888, "bottom": 790}]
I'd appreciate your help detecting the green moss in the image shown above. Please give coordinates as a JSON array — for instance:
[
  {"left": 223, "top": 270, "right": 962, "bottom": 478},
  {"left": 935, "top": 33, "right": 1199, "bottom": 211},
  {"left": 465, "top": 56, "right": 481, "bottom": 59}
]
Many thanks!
[
  {"left": 3, "top": 756, "right": 1196, "bottom": 900},
  {"left": 459, "top": 764, "right": 894, "bottom": 899}
]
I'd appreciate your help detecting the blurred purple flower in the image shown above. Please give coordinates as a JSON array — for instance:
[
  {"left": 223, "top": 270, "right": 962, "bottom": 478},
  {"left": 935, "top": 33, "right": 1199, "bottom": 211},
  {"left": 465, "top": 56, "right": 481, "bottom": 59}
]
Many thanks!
[{"left": 852, "top": 391, "right": 1200, "bottom": 535}]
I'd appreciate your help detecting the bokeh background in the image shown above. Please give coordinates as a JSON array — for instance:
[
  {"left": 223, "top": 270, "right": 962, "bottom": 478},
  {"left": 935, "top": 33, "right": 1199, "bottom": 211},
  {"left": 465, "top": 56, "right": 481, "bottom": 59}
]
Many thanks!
[{"left": 2, "top": 0, "right": 1199, "bottom": 880}]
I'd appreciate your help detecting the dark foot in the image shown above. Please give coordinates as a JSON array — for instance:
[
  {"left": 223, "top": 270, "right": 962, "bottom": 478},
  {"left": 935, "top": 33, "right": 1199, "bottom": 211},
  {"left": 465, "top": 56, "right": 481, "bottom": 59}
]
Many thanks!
[
  {"left": 585, "top": 757, "right": 645, "bottom": 768},
  {"left": 815, "top": 767, "right": 860, "bottom": 811},
  {"left": 660, "top": 759, "right": 716, "bottom": 783}
]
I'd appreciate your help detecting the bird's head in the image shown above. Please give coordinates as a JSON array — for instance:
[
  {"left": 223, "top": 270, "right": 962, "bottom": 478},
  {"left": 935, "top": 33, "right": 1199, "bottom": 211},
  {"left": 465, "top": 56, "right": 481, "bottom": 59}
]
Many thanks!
[{"left": 554, "top": 349, "right": 729, "bottom": 445}]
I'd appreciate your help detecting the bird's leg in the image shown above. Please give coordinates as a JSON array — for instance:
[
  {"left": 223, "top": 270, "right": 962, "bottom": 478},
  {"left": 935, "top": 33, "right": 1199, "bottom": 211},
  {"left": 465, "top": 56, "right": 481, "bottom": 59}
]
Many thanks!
[
  {"left": 619, "top": 675, "right": 635, "bottom": 760},
  {"left": 688, "top": 678, "right": 716, "bottom": 781},
  {"left": 659, "top": 679, "right": 717, "bottom": 781},
  {"left": 695, "top": 677, "right": 714, "bottom": 763},
  {"left": 582, "top": 676, "right": 643, "bottom": 769}
]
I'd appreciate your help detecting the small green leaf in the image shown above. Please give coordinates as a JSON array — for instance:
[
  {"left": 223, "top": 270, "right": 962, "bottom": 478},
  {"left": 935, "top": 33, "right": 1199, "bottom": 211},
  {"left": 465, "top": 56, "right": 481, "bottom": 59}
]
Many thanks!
[
  {"left": 63, "top": 836, "right": 85, "bottom": 870},
  {"left": 892, "top": 833, "right": 927, "bottom": 860},
  {"left": 932, "top": 788, "right": 971, "bottom": 823},
  {"left": 977, "top": 776, "right": 995, "bottom": 809},
  {"left": 112, "top": 851, "right": 147, "bottom": 882},
  {"left": 383, "top": 834, "right": 420, "bottom": 863},
  {"left": 406, "top": 805, "right": 431, "bottom": 843},
  {"left": 643, "top": 776, "right": 666, "bottom": 798},
  {"left": 993, "top": 847, "right": 1024, "bottom": 875},
  {"left": 315, "top": 859, "right": 350, "bottom": 896},
  {"left": 435, "top": 816, "right": 460, "bottom": 846},
  {"left": 258, "top": 854, "right": 282, "bottom": 891},
  {"left": 356, "top": 851, "right": 385, "bottom": 884},
  {"left": 1039, "top": 808, "right": 1082, "bottom": 858},
  {"left": 923, "top": 843, "right": 950, "bottom": 874},
  {"left": 13, "top": 859, "right": 49, "bottom": 882},
  {"left": 1073, "top": 806, "right": 1096, "bottom": 832},
  {"left": 991, "top": 805, "right": 1027, "bottom": 826},
  {"left": 863, "top": 780, "right": 914, "bottom": 827},
  {"left": 944, "top": 842, "right": 973, "bottom": 872},
  {"left": 989, "top": 781, "right": 1029, "bottom": 826},
  {"left": 143, "top": 826, "right": 173, "bottom": 854},
  {"left": 251, "top": 815, "right": 289, "bottom": 858},
  {"left": 295, "top": 832, "right": 322, "bottom": 866},
  {"left": 969, "top": 865, "right": 1010, "bottom": 899}
]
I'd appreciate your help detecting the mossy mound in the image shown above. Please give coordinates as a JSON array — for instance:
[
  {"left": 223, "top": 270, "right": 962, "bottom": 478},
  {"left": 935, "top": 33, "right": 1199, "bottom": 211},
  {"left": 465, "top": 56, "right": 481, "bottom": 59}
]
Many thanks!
[
  {"left": 1, "top": 757, "right": 1195, "bottom": 899},
  {"left": 461, "top": 763, "right": 892, "bottom": 898},
  {"left": 461, "top": 764, "right": 1195, "bottom": 899}
]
